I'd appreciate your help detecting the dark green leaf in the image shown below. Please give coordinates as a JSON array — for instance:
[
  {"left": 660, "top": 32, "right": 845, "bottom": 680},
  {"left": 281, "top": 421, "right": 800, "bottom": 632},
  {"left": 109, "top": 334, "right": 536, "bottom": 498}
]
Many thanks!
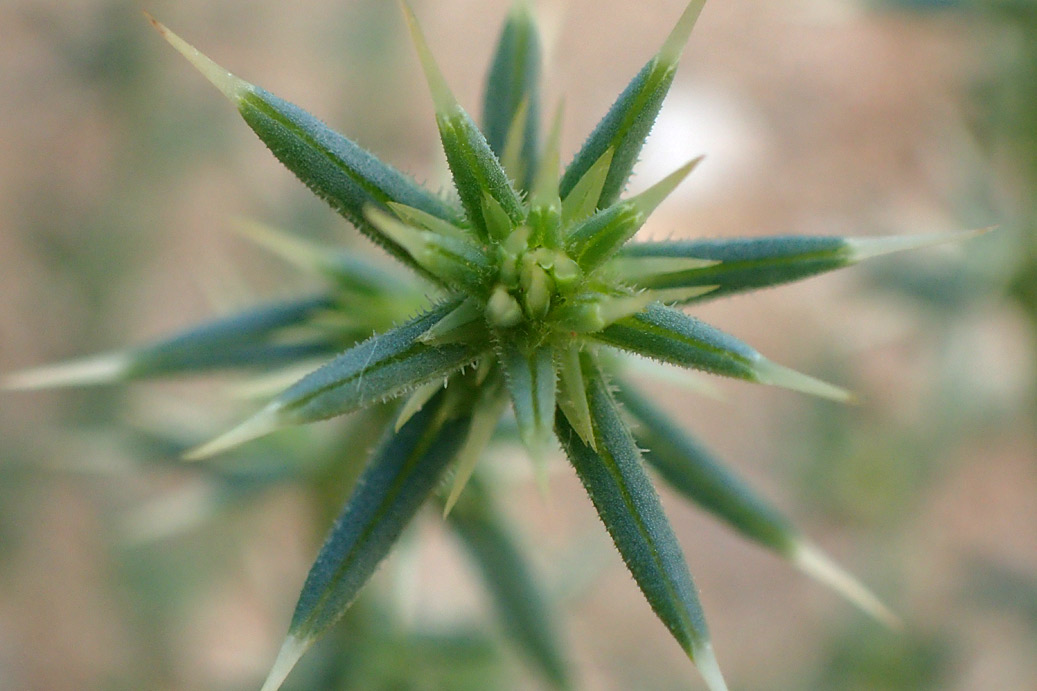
[
  {"left": 616, "top": 236, "right": 850, "bottom": 299},
  {"left": 4, "top": 295, "right": 338, "bottom": 389},
  {"left": 616, "top": 381, "right": 796, "bottom": 554},
  {"left": 237, "top": 87, "right": 461, "bottom": 279},
  {"left": 270, "top": 392, "right": 472, "bottom": 684},
  {"left": 555, "top": 356, "right": 726, "bottom": 687},
  {"left": 447, "top": 476, "right": 569, "bottom": 689},
  {"left": 558, "top": 0, "right": 705, "bottom": 208},
  {"left": 592, "top": 303, "right": 850, "bottom": 401},
  {"left": 500, "top": 341, "right": 557, "bottom": 457},
  {"left": 186, "top": 301, "right": 487, "bottom": 459},
  {"left": 482, "top": 2, "right": 542, "bottom": 191}
]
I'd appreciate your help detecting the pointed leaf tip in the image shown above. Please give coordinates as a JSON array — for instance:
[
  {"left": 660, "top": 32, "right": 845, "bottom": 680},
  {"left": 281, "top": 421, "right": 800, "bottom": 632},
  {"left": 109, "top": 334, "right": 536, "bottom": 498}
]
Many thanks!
[
  {"left": 259, "top": 635, "right": 311, "bottom": 691},
  {"left": 145, "top": 12, "right": 251, "bottom": 101},
  {"left": 753, "top": 358, "right": 855, "bottom": 403},
  {"left": 846, "top": 226, "right": 996, "bottom": 263},
  {"left": 691, "top": 642, "right": 729, "bottom": 691},
  {"left": 792, "top": 541, "right": 902, "bottom": 629},
  {"left": 183, "top": 403, "right": 284, "bottom": 460},
  {"left": 659, "top": 0, "right": 708, "bottom": 66},
  {"left": 630, "top": 156, "right": 704, "bottom": 216},
  {"left": 399, "top": 0, "right": 456, "bottom": 114},
  {"left": 2, "top": 352, "right": 132, "bottom": 390}
]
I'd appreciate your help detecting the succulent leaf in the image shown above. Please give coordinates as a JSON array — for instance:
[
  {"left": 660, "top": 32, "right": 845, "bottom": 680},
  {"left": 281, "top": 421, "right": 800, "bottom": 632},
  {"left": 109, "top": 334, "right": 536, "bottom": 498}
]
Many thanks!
[
  {"left": 565, "top": 158, "right": 701, "bottom": 270},
  {"left": 187, "top": 301, "right": 487, "bottom": 458},
  {"left": 500, "top": 341, "right": 557, "bottom": 461},
  {"left": 555, "top": 355, "right": 727, "bottom": 690},
  {"left": 150, "top": 17, "right": 462, "bottom": 281},
  {"left": 618, "top": 228, "right": 991, "bottom": 300},
  {"left": 592, "top": 303, "right": 851, "bottom": 401},
  {"left": 559, "top": 0, "right": 707, "bottom": 208},
  {"left": 402, "top": 1, "right": 524, "bottom": 240},
  {"left": 262, "top": 392, "right": 472, "bottom": 691},
  {"left": 482, "top": 0, "right": 542, "bottom": 190},
  {"left": 233, "top": 219, "right": 411, "bottom": 295},
  {"left": 443, "top": 378, "right": 508, "bottom": 516},
  {"left": 4, "top": 295, "right": 338, "bottom": 390},
  {"left": 446, "top": 475, "right": 570, "bottom": 689},
  {"left": 616, "top": 381, "right": 796, "bottom": 552}
]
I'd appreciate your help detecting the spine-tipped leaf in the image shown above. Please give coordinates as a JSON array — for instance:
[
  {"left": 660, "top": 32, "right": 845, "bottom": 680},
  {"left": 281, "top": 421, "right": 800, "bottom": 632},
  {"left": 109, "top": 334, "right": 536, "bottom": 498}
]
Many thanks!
[
  {"left": 555, "top": 356, "right": 726, "bottom": 689},
  {"left": 558, "top": 0, "right": 706, "bottom": 208},
  {"left": 4, "top": 296, "right": 338, "bottom": 390},
  {"left": 566, "top": 159, "right": 700, "bottom": 271},
  {"left": 483, "top": 2, "right": 542, "bottom": 191},
  {"left": 592, "top": 303, "right": 851, "bottom": 401},
  {"left": 149, "top": 18, "right": 460, "bottom": 281},
  {"left": 617, "top": 229, "right": 989, "bottom": 300},
  {"left": 617, "top": 382, "right": 899, "bottom": 626},
  {"left": 402, "top": 2, "right": 524, "bottom": 240},
  {"left": 262, "top": 393, "right": 472, "bottom": 691},
  {"left": 446, "top": 476, "right": 570, "bottom": 689},
  {"left": 617, "top": 382, "right": 796, "bottom": 553},
  {"left": 187, "top": 301, "right": 486, "bottom": 458},
  {"left": 500, "top": 341, "right": 557, "bottom": 459}
]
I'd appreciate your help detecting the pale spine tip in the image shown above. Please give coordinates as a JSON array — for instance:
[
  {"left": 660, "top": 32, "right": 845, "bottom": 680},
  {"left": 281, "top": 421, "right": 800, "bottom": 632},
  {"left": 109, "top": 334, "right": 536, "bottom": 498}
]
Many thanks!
[
  {"left": 232, "top": 218, "right": 325, "bottom": 273},
  {"left": 792, "top": 541, "right": 902, "bottom": 629},
  {"left": 531, "top": 101, "right": 565, "bottom": 206},
  {"left": 399, "top": 0, "right": 457, "bottom": 114},
  {"left": 753, "top": 358, "right": 856, "bottom": 403},
  {"left": 259, "top": 635, "right": 311, "bottom": 691},
  {"left": 145, "top": 12, "right": 252, "bottom": 101},
  {"left": 691, "top": 641, "right": 730, "bottom": 691},
  {"left": 659, "top": 0, "right": 708, "bottom": 66},
  {"left": 183, "top": 403, "right": 283, "bottom": 460},
  {"left": 2, "top": 352, "right": 132, "bottom": 390},
  {"left": 631, "top": 156, "right": 704, "bottom": 216},
  {"left": 845, "top": 226, "right": 995, "bottom": 263}
]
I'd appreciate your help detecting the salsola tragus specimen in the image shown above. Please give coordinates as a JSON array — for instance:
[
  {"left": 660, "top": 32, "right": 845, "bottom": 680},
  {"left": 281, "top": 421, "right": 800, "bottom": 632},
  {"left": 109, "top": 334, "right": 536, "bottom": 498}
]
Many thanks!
[{"left": 6, "top": 1, "right": 985, "bottom": 688}]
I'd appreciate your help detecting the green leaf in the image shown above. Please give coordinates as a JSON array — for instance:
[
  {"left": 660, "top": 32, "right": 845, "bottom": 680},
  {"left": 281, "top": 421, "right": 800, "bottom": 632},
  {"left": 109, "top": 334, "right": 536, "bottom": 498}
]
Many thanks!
[
  {"left": 482, "top": 1, "right": 542, "bottom": 191},
  {"left": 560, "top": 148, "right": 613, "bottom": 227},
  {"left": 446, "top": 475, "right": 570, "bottom": 689},
  {"left": 566, "top": 158, "right": 700, "bottom": 270},
  {"left": 365, "top": 208, "right": 492, "bottom": 290},
  {"left": 616, "top": 228, "right": 990, "bottom": 300},
  {"left": 3, "top": 295, "right": 338, "bottom": 390},
  {"left": 260, "top": 392, "right": 472, "bottom": 691},
  {"left": 591, "top": 303, "right": 852, "bottom": 401},
  {"left": 149, "top": 17, "right": 461, "bottom": 281},
  {"left": 233, "top": 218, "right": 412, "bottom": 296},
  {"left": 500, "top": 341, "right": 557, "bottom": 460},
  {"left": 442, "top": 378, "right": 508, "bottom": 516},
  {"left": 402, "top": 1, "right": 525, "bottom": 240},
  {"left": 555, "top": 345, "right": 595, "bottom": 449},
  {"left": 617, "top": 382, "right": 899, "bottom": 626},
  {"left": 186, "top": 301, "right": 487, "bottom": 458},
  {"left": 555, "top": 356, "right": 727, "bottom": 690},
  {"left": 617, "top": 382, "right": 796, "bottom": 552},
  {"left": 558, "top": 0, "right": 706, "bottom": 208}
]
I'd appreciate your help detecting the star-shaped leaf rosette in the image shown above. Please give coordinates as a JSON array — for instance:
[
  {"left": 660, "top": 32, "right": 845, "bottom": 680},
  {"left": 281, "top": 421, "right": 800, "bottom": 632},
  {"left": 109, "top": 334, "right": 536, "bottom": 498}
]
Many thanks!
[{"left": 6, "top": 1, "right": 987, "bottom": 689}]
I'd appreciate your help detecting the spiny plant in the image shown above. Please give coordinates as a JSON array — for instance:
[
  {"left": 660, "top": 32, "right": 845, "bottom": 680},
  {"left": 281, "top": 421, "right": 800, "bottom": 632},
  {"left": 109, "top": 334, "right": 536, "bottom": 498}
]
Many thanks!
[{"left": 5, "top": 1, "right": 986, "bottom": 689}]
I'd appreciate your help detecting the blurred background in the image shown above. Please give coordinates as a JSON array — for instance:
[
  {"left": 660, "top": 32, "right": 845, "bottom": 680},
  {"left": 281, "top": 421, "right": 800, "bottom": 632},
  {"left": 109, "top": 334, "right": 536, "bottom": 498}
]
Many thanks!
[{"left": 1, "top": 0, "right": 1035, "bottom": 688}]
